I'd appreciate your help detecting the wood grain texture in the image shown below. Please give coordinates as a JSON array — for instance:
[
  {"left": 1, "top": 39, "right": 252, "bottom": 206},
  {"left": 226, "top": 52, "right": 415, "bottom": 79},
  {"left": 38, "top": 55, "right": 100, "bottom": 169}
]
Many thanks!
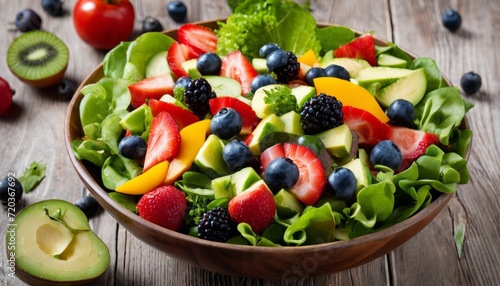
[{"left": 0, "top": 0, "right": 498, "bottom": 285}]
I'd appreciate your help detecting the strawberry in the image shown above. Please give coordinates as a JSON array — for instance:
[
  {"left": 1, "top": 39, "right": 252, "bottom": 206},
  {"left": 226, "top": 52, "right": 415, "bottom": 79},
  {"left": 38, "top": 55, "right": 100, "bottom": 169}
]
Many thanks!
[
  {"left": 137, "top": 185, "right": 187, "bottom": 231},
  {"left": 167, "top": 41, "right": 198, "bottom": 79},
  {"left": 209, "top": 96, "right": 259, "bottom": 135},
  {"left": 228, "top": 180, "right": 276, "bottom": 234},
  {"left": 342, "top": 106, "right": 391, "bottom": 146},
  {"left": 128, "top": 74, "right": 175, "bottom": 108},
  {"left": 143, "top": 111, "right": 181, "bottom": 171},
  {"left": 388, "top": 126, "right": 440, "bottom": 171},
  {"left": 149, "top": 99, "right": 199, "bottom": 129},
  {"left": 334, "top": 34, "right": 377, "bottom": 66},
  {"left": 177, "top": 23, "right": 218, "bottom": 57},
  {"left": 259, "top": 143, "right": 285, "bottom": 172},
  {"left": 220, "top": 50, "right": 259, "bottom": 95}
]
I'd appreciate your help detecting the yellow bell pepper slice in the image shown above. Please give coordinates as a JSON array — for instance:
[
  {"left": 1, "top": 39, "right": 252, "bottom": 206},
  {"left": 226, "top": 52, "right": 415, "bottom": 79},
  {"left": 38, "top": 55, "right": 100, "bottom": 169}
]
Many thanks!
[
  {"left": 115, "top": 161, "right": 169, "bottom": 195},
  {"left": 297, "top": 49, "right": 320, "bottom": 67},
  {"left": 314, "top": 77, "right": 390, "bottom": 123},
  {"left": 163, "top": 119, "right": 211, "bottom": 185}
]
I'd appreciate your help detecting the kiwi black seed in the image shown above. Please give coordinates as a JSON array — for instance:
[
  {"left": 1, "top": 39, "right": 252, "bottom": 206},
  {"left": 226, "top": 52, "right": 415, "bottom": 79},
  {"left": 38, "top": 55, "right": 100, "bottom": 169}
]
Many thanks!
[{"left": 7, "top": 30, "right": 69, "bottom": 88}]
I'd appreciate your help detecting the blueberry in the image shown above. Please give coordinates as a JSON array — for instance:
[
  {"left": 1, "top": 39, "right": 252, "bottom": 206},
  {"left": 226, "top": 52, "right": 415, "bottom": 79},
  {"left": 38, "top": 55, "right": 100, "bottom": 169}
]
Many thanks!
[
  {"left": 0, "top": 176, "right": 23, "bottom": 205},
  {"left": 386, "top": 99, "right": 416, "bottom": 128},
  {"left": 327, "top": 167, "right": 357, "bottom": 201},
  {"left": 196, "top": 52, "right": 222, "bottom": 75},
  {"left": 250, "top": 74, "right": 277, "bottom": 93},
  {"left": 75, "top": 196, "right": 100, "bottom": 219},
  {"left": 442, "top": 9, "right": 462, "bottom": 32},
  {"left": 304, "top": 67, "right": 327, "bottom": 86},
  {"left": 15, "top": 8, "right": 42, "bottom": 32},
  {"left": 118, "top": 136, "right": 147, "bottom": 160},
  {"left": 266, "top": 49, "right": 289, "bottom": 73},
  {"left": 167, "top": 1, "right": 187, "bottom": 22},
  {"left": 41, "top": 0, "right": 64, "bottom": 17},
  {"left": 58, "top": 79, "right": 77, "bottom": 100},
  {"left": 174, "top": 76, "right": 192, "bottom": 90},
  {"left": 324, "top": 64, "right": 350, "bottom": 81},
  {"left": 460, "top": 71, "right": 482, "bottom": 94},
  {"left": 210, "top": 108, "right": 242, "bottom": 140},
  {"left": 259, "top": 43, "right": 281, "bottom": 58},
  {"left": 369, "top": 140, "right": 402, "bottom": 171},
  {"left": 264, "top": 157, "right": 300, "bottom": 194},
  {"left": 222, "top": 140, "right": 253, "bottom": 171},
  {"left": 142, "top": 16, "right": 164, "bottom": 33}
]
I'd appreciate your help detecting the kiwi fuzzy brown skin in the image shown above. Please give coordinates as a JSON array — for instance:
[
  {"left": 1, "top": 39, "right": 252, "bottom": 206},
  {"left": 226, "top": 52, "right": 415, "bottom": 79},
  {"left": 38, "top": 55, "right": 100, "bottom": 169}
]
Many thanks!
[{"left": 7, "top": 31, "right": 69, "bottom": 88}]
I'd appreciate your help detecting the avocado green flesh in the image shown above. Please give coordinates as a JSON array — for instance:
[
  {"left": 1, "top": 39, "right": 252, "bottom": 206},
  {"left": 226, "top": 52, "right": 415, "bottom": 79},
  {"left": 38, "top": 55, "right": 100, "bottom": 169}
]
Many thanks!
[{"left": 375, "top": 68, "right": 427, "bottom": 107}]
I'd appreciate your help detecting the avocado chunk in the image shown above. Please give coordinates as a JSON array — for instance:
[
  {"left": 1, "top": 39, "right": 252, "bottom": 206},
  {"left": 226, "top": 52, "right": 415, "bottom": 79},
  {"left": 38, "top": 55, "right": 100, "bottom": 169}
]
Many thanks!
[
  {"left": 375, "top": 68, "right": 427, "bottom": 107},
  {"left": 7, "top": 199, "right": 110, "bottom": 285},
  {"left": 194, "top": 134, "right": 229, "bottom": 178},
  {"left": 252, "top": 58, "right": 269, "bottom": 74},
  {"left": 181, "top": 58, "right": 202, "bottom": 79},
  {"left": 315, "top": 124, "right": 353, "bottom": 158},
  {"left": 159, "top": 94, "right": 189, "bottom": 109},
  {"left": 204, "top": 75, "right": 242, "bottom": 98},
  {"left": 279, "top": 111, "right": 304, "bottom": 135},
  {"left": 251, "top": 84, "right": 289, "bottom": 119},
  {"left": 291, "top": 85, "right": 315, "bottom": 108},
  {"left": 248, "top": 114, "right": 285, "bottom": 155},
  {"left": 274, "top": 189, "right": 304, "bottom": 218},
  {"left": 377, "top": 54, "right": 408, "bottom": 68},
  {"left": 212, "top": 167, "right": 261, "bottom": 199},
  {"left": 321, "top": 57, "right": 371, "bottom": 77},
  {"left": 145, "top": 51, "right": 171, "bottom": 78},
  {"left": 356, "top": 67, "right": 415, "bottom": 92},
  {"left": 343, "top": 158, "right": 372, "bottom": 192}
]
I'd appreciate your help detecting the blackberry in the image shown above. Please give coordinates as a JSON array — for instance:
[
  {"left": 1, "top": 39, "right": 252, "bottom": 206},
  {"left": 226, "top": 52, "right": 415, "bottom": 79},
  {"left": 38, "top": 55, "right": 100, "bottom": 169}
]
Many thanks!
[
  {"left": 267, "top": 50, "right": 300, "bottom": 83},
  {"left": 198, "top": 207, "right": 236, "bottom": 242},
  {"left": 300, "top": 93, "right": 343, "bottom": 134},
  {"left": 184, "top": 78, "right": 216, "bottom": 119}
]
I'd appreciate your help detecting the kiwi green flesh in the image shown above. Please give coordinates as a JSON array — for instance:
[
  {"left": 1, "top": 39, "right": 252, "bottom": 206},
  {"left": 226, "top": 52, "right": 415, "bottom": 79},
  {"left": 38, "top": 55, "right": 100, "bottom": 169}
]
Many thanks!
[{"left": 7, "top": 31, "right": 69, "bottom": 88}]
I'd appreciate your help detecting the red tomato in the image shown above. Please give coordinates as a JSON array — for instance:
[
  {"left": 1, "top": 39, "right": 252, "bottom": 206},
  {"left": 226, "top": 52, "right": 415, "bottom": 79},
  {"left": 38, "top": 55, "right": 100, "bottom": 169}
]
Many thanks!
[{"left": 73, "top": 0, "right": 135, "bottom": 50}]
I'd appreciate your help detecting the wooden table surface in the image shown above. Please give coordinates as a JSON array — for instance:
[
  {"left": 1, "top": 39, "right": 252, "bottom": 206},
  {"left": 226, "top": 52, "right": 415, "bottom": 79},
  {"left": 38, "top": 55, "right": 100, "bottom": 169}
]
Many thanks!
[{"left": 1, "top": 0, "right": 499, "bottom": 285}]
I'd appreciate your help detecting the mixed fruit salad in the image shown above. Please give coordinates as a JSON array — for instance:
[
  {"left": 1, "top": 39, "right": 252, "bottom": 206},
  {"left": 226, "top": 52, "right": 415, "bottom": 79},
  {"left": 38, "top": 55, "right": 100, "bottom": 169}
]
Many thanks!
[{"left": 72, "top": 0, "right": 473, "bottom": 246}]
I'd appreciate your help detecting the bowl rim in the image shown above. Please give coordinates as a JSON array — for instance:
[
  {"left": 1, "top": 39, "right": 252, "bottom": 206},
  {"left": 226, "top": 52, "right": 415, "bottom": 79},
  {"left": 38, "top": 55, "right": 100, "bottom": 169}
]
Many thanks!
[{"left": 64, "top": 18, "right": 470, "bottom": 256}]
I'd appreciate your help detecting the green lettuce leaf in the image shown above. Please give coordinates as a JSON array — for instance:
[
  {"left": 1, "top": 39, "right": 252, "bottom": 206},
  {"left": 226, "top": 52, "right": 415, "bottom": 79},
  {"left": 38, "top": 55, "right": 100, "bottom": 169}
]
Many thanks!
[
  {"left": 18, "top": 161, "right": 46, "bottom": 193},
  {"left": 283, "top": 204, "right": 336, "bottom": 246}
]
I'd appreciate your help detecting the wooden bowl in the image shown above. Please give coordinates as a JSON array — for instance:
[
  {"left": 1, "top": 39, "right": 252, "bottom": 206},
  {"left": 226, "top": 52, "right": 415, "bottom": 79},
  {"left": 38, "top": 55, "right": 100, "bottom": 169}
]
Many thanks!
[{"left": 64, "top": 19, "right": 471, "bottom": 279}]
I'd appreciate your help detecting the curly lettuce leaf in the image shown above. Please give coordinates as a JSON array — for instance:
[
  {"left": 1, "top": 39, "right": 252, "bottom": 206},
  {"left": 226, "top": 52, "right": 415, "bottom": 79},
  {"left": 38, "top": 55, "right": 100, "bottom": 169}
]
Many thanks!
[{"left": 283, "top": 204, "right": 336, "bottom": 246}]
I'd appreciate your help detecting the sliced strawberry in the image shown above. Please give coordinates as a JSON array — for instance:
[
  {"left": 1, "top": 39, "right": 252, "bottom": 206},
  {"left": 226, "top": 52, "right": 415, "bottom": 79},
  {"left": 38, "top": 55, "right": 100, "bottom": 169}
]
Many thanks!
[
  {"left": 177, "top": 23, "right": 218, "bottom": 57},
  {"left": 209, "top": 96, "right": 259, "bottom": 135},
  {"left": 389, "top": 126, "right": 440, "bottom": 171},
  {"left": 137, "top": 185, "right": 187, "bottom": 231},
  {"left": 143, "top": 111, "right": 181, "bottom": 172},
  {"left": 334, "top": 34, "right": 377, "bottom": 66},
  {"left": 228, "top": 180, "right": 276, "bottom": 234},
  {"left": 342, "top": 106, "right": 391, "bottom": 146},
  {"left": 128, "top": 74, "right": 175, "bottom": 108},
  {"left": 167, "top": 41, "right": 198, "bottom": 79},
  {"left": 149, "top": 99, "right": 199, "bottom": 129},
  {"left": 220, "top": 50, "right": 259, "bottom": 95},
  {"left": 259, "top": 143, "right": 285, "bottom": 172}
]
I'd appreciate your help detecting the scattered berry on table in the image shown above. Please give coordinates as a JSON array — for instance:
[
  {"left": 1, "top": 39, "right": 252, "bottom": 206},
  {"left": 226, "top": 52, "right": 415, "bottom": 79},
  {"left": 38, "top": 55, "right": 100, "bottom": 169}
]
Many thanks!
[
  {"left": 41, "top": 0, "right": 64, "bottom": 17},
  {"left": 167, "top": 1, "right": 187, "bottom": 22},
  {"left": 196, "top": 52, "right": 222, "bottom": 75},
  {"left": 210, "top": 107, "right": 243, "bottom": 140},
  {"left": 137, "top": 185, "right": 187, "bottom": 231},
  {"left": 266, "top": 50, "right": 300, "bottom": 83},
  {"left": 198, "top": 207, "right": 237, "bottom": 242},
  {"left": 386, "top": 99, "right": 416, "bottom": 128},
  {"left": 184, "top": 78, "right": 216, "bottom": 119},
  {"left": 0, "top": 77, "right": 15, "bottom": 116},
  {"left": 264, "top": 157, "right": 300, "bottom": 194},
  {"left": 58, "top": 79, "right": 77, "bottom": 100},
  {"left": 460, "top": 71, "right": 482, "bottom": 94},
  {"left": 174, "top": 76, "right": 192, "bottom": 90},
  {"left": 324, "top": 64, "right": 350, "bottom": 81},
  {"left": 300, "top": 93, "right": 343, "bottom": 135},
  {"left": 327, "top": 167, "right": 357, "bottom": 201},
  {"left": 118, "top": 135, "right": 147, "bottom": 160},
  {"left": 75, "top": 196, "right": 100, "bottom": 219},
  {"left": 15, "top": 8, "right": 42, "bottom": 32},
  {"left": 250, "top": 74, "right": 277, "bottom": 93},
  {"left": 259, "top": 43, "right": 281, "bottom": 58},
  {"left": 222, "top": 139, "right": 253, "bottom": 172},
  {"left": 304, "top": 67, "right": 327, "bottom": 86},
  {"left": 369, "top": 140, "right": 402, "bottom": 171},
  {"left": 442, "top": 9, "right": 462, "bottom": 32},
  {"left": 142, "top": 16, "right": 164, "bottom": 33},
  {"left": 0, "top": 176, "right": 23, "bottom": 205}
]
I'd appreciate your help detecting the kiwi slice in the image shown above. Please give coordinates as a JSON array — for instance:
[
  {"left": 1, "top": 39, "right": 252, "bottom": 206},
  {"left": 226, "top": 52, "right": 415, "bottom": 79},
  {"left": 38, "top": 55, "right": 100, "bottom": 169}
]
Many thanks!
[{"left": 7, "top": 30, "right": 69, "bottom": 88}]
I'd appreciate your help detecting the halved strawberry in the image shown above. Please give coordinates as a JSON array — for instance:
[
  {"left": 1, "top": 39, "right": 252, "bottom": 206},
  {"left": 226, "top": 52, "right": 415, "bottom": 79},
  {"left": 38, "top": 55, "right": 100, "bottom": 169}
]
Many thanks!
[
  {"left": 209, "top": 96, "right": 259, "bottom": 135},
  {"left": 143, "top": 111, "right": 181, "bottom": 172},
  {"left": 137, "top": 185, "right": 187, "bottom": 231},
  {"left": 228, "top": 180, "right": 276, "bottom": 234},
  {"left": 167, "top": 41, "right": 198, "bottom": 79},
  {"left": 259, "top": 143, "right": 285, "bottom": 172},
  {"left": 389, "top": 126, "right": 440, "bottom": 171},
  {"left": 342, "top": 106, "right": 391, "bottom": 146},
  {"left": 128, "top": 74, "right": 175, "bottom": 108},
  {"left": 220, "top": 51, "right": 259, "bottom": 95},
  {"left": 177, "top": 23, "right": 218, "bottom": 57},
  {"left": 334, "top": 34, "right": 377, "bottom": 66},
  {"left": 149, "top": 99, "right": 199, "bottom": 129}
]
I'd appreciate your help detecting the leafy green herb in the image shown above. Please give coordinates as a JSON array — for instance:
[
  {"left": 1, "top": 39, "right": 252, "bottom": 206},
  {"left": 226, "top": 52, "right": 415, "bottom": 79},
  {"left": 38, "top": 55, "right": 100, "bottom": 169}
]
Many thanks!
[
  {"left": 174, "top": 87, "right": 186, "bottom": 104},
  {"left": 18, "top": 161, "right": 46, "bottom": 193},
  {"left": 175, "top": 172, "right": 215, "bottom": 226},
  {"left": 263, "top": 86, "right": 297, "bottom": 116}
]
